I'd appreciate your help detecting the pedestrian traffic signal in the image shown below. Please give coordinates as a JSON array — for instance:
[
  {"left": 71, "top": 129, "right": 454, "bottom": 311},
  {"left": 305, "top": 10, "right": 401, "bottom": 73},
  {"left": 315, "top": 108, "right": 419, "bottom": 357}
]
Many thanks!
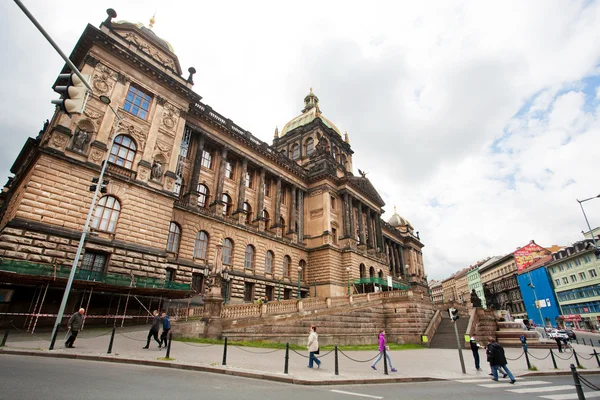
[
  {"left": 449, "top": 307, "right": 459, "bottom": 322},
  {"left": 89, "top": 177, "right": 109, "bottom": 193},
  {"left": 52, "top": 73, "right": 90, "bottom": 116}
]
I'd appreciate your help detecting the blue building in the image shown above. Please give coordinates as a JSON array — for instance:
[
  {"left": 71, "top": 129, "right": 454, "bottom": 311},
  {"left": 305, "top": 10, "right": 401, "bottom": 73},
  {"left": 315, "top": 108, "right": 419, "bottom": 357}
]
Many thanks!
[{"left": 517, "top": 255, "right": 561, "bottom": 328}]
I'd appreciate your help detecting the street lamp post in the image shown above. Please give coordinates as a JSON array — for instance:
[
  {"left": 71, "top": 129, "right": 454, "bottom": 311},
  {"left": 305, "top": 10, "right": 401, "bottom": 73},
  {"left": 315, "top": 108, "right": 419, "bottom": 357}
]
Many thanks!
[
  {"left": 277, "top": 278, "right": 281, "bottom": 301},
  {"left": 346, "top": 267, "right": 350, "bottom": 295},
  {"left": 297, "top": 266, "right": 302, "bottom": 299},
  {"left": 527, "top": 274, "right": 546, "bottom": 338},
  {"left": 223, "top": 268, "right": 230, "bottom": 305},
  {"left": 49, "top": 95, "right": 121, "bottom": 350},
  {"left": 577, "top": 195, "right": 600, "bottom": 252},
  {"left": 313, "top": 279, "right": 317, "bottom": 297}
]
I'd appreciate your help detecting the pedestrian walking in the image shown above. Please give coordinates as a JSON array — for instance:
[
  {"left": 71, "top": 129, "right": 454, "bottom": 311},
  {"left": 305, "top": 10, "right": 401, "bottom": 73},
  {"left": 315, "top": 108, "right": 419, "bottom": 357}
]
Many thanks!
[
  {"left": 487, "top": 337, "right": 516, "bottom": 384},
  {"left": 371, "top": 329, "right": 397, "bottom": 372},
  {"left": 159, "top": 312, "right": 171, "bottom": 349},
  {"left": 469, "top": 336, "right": 483, "bottom": 371},
  {"left": 143, "top": 310, "right": 161, "bottom": 349},
  {"left": 307, "top": 325, "right": 321, "bottom": 369},
  {"left": 485, "top": 341, "right": 508, "bottom": 378},
  {"left": 555, "top": 336, "right": 563, "bottom": 353},
  {"left": 520, "top": 334, "right": 528, "bottom": 352},
  {"left": 65, "top": 308, "right": 85, "bottom": 348}
]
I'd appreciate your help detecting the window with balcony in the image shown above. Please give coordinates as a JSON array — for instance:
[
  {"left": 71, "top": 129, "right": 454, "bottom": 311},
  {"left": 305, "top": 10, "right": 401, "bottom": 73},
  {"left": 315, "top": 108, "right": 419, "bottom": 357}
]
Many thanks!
[
  {"left": 222, "top": 194, "right": 232, "bottom": 216},
  {"left": 166, "top": 222, "right": 181, "bottom": 253},
  {"left": 243, "top": 202, "right": 252, "bottom": 224},
  {"left": 109, "top": 135, "right": 137, "bottom": 170},
  {"left": 283, "top": 255, "right": 291, "bottom": 277},
  {"left": 124, "top": 85, "right": 152, "bottom": 120},
  {"left": 222, "top": 238, "right": 234, "bottom": 265},
  {"left": 91, "top": 196, "right": 121, "bottom": 233},
  {"left": 245, "top": 170, "right": 253, "bottom": 188},
  {"left": 197, "top": 184, "right": 209, "bottom": 208},
  {"left": 194, "top": 231, "right": 209, "bottom": 260}
]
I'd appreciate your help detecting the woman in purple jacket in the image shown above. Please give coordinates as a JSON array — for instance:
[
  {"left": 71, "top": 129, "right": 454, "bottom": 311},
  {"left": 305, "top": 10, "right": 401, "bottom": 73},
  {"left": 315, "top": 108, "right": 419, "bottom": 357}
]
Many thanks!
[{"left": 371, "top": 329, "right": 397, "bottom": 372}]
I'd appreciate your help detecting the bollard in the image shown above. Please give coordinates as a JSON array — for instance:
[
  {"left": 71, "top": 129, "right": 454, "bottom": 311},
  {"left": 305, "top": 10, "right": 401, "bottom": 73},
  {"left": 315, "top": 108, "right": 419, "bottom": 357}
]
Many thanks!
[
  {"left": 594, "top": 349, "right": 600, "bottom": 367},
  {"left": 550, "top": 349, "right": 558, "bottom": 369},
  {"left": 524, "top": 348, "right": 532, "bottom": 370},
  {"left": 383, "top": 347, "right": 388, "bottom": 375},
  {"left": 165, "top": 332, "right": 173, "bottom": 359},
  {"left": 334, "top": 345, "right": 339, "bottom": 376},
  {"left": 592, "top": 339, "right": 595, "bottom": 348},
  {"left": 573, "top": 349, "right": 581, "bottom": 368},
  {"left": 1, "top": 325, "right": 10, "bottom": 347},
  {"left": 576, "top": 337, "right": 579, "bottom": 345},
  {"left": 583, "top": 338, "right": 586, "bottom": 346},
  {"left": 107, "top": 327, "right": 116, "bottom": 354},
  {"left": 222, "top": 337, "right": 228, "bottom": 366},
  {"left": 284, "top": 343, "right": 289, "bottom": 374},
  {"left": 570, "top": 364, "right": 586, "bottom": 400},
  {"left": 49, "top": 324, "right": 60, "bottom": 351}
]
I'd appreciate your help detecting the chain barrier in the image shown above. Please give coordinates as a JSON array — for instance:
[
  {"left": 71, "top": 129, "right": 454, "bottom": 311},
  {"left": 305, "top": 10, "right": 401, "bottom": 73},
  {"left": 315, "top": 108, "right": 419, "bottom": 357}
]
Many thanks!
[
  {"left": 576, "top": 352, "right": 596, "bottom": 361},
  {"left": 79, "top": 329, "right": 114, "bottom": 339},
  {"left": 316, "top": 349, "right": 334, "bottom": 359},
  {"left": 231, "top": 345, "right": 280, "bottom": 354},
  {"left": 178, "top": 341, "right": 216, "bottom": 348},
  {"left": 506, "top": 351, "right": 524, "bottom": 361},
  {"left": 117, "top": 332, "right": 147, "bottom": 342},
  {"left": 290, "top": 348, "right": 309, "bottom": 358},
  {"left": 554, "top": 351, "right": 575, "bottom": 361},
  {"left": 528, "top": 351, "right": 551, "bottom": 361},
  {"left": 579, "top": 374, "right": 600, "bottom": 391},
  {"left": 338, "top": 349, "right": 380, "bottom": 363}
]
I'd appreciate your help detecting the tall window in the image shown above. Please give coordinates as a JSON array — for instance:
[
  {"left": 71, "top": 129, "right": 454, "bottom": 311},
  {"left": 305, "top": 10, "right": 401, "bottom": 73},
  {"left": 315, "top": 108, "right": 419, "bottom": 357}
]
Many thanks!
[
  {"left": 81, "top": 251, "right": 107, "bottom": 279},
  {"left": 291, "top": 144, "right": 300, "bottom": 160},
  {"left": 124, "top": 85, "right": 152, "bottom": 120},
  {"left": 225, "top": 160, "right": 234, "bottom": 179},
  {"left": 360, "top": 264, "right": 366, "bottom": 278},
  {"left": 222, "top": 238, "right": 233, "bottom": 265},
  {"left": 579, "top": 272, "right": 587, "bottom": 281},
  {"left": 281, "top": 189, "right": 286, "bottom": 204},
  {"left": 590, "top": 269, "right": 598, "bottom": 278},
  {"left": 264, "top": 179, "right": 271, "bottom": 197},
  {"left": 265, "top": 251, "right": 274, "bottom": 274},
  {"left": 109, "top": 135, "right": 136, "bottom": 169},
  {"left": 332, "top": 146, "right": 337, "bottom": 160},
  {"left": 262, "top": 209, "right": 270, "bottom": 227},
  {"left": 305, "top": 138, "right": 314, "bottom": 155},
  {"left": 245, "top": 170, "right": 253, "bottom": 188},
  {"left": 283, "top": 255, "right": 291, "bottom": 277},
  {"left": 299, "top": 260, "right": 306, "bottom": 280},
  {"left": 194, "top": 231, "right": 209, "bottom": 259},
  {"left": 244, "top": 245, "right": 255, "bottom": 270},
  {"left": 279, "top": 216, "right": 286, "bottom": 232},
  {"left": 201, "top": 149, "right": 213, "bottom": 169},
  {"left": 91, "top": 196, "right": 121, "bottom": 233},
  {"left": 222, "top": 194, "right": 232, "bottom": 216},
  {"left": 243, "top": 202, "right": 252, "bottom": 224},
  {"left": 197, "top": 184, "right": 209, "bottom": 208},
  {"left": 167, "top": 222, "right": 181, "bottom": 253}
]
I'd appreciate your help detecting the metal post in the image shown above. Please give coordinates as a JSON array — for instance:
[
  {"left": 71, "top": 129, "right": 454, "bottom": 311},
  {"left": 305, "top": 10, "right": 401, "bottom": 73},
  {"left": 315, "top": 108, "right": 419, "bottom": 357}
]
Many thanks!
[
  {"left": 334, "top": 345, "right": 339, "bottom": 376},
  {"left": 1, "top": 324, "right": 10, "bottom": 347},
  {"left": 550, "top": 349, "right": 558, "bottom": 369},
  {"left": 49, "top": 109, "right": 121, "bottom": 350},
  {"left": 574, "top": 350, "right": 582, "bottom": 367},
  {"left": 107, "top": 327, "right": 116, "bottom": 354},
  {"left": 524, "top": 348, "right": 532, "bottom": 370},
  {"left": 81, "top": 287, "right": 93, "bottom": 330},
  {"left": 277, "top": 279, "right": 281, "bottom": 301},
  {"left": 594, "top": 349, "right": 600, "bottom": 367},
  {"left": 31, "top": 282, "right": 49, "bottom": 334},
  {"left": 222, "top": 337, "right": 228, "bottom": 366},
  {"left": 314, "top": 279, "right": 317, "bottom": 297},
  {"left": 578, "top": 196, "right": 599, "bottom": 251},
  {"left": 453, "top": 320, "right": 466, "bottom": 374},
  {"left": 105, "top": 295, "right": 113, "bottom": 325},
  {"left": 347, "top": 269, "right": 350, "bottom": 295},
  {"left": 121, "top": 291, "right": 131, "bottom": 328},
  {"left": 165, "top": 332, "right": 173, "bottom": 359},
  {"left": 113, "top": 295, "right": 122, "bottom": 327},
  {"left": 570, "top": 364, "right": 586, "bottom": 400},
  {"left": 26, "top": 286, "right": 42, "bottom": 331},
  {"left": 297, "top": 268, "right": 302, "bottom": 299},
  {"left": 284, "top": 342, "right": 289, "bottom": 374},
  {"left": 383, "top": 346, "right": 388, "bottom": 375}
]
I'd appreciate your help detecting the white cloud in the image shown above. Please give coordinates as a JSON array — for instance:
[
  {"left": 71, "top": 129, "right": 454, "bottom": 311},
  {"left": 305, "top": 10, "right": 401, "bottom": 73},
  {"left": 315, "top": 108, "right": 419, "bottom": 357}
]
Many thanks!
[{"left": 1, "top": 0, "right": 599, "bottom": 280}]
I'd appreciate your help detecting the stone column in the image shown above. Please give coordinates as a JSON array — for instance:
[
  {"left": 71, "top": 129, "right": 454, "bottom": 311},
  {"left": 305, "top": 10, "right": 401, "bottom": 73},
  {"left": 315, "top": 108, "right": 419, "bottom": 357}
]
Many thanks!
[
  {"left": 366, "top": 209, "right": 374, "bottom": 249},
  {"left": 398, "top": 245, "right": 406, "bottom": 276},
  {"left": 235, "top": 158, "right": 248, "bottom": 212},
  {"left": 289, "top": 186, "right": 297, "bottom": 233},
  {"left": 298, "top": 190, "right": 305, "bottom": 242},
  {"left": 274, "top": 178, "right": 282, "bottom": 226},
  {"left": 357, "top": 202, "right": 365, "bottom": 245},
  {"left": 186, "top": 134, "right": 205, "bottom": 205},
  {"left": 210, "top": 147, "right": 228, "bottom": 211},
  {"left": 393, "top": 244, "right": 402, "bottom": 277},
  {"left": 375, "top": 213, "right": 383, "bottom": 251},
  {"left": 255, "top": 168, "right": 265, "bottom": 220},
  {"left": 386, "top": 241, "right": 395, "bottom": 274},
  {"left": 343, "top": 192, "right": 351, "bottom": 237},
  {"left": 348, "top": 196, "right": 355, "bottom": 240}
]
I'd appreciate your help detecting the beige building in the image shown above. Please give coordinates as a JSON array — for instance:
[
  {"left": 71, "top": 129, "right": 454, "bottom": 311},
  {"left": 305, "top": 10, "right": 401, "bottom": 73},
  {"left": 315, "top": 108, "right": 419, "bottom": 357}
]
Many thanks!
[
  {"left": 0, "top": 11, "right": 428, "bottom": 324},
  {"left": 454, "top": 267, "right": 470, "bottom": 305},
  {"left": 429, "top": 279, "right": 444, "bottom": 304},
  {"left": 442, "top": 274, "right": 457, "bottom": 303}
]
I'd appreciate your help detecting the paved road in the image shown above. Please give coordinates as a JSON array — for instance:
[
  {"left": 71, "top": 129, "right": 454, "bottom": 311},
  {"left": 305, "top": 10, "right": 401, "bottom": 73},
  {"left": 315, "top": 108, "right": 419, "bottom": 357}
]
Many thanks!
[{"left": 1, "top": 354, "right": 600, "bottom": 400}]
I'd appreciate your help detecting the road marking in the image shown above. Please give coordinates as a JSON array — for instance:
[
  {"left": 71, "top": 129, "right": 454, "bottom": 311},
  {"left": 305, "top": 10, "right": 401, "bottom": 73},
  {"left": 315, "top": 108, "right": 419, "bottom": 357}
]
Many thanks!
[
  {"left": 330, "top": 390, "right": 383, "bottom": 399},
  {"left": 478, "top": 380, "right": 551, "bottom": 388},
  {"left": 456, "top": 378, "right": 527, "bottom": 383},
  {"left": 540, "top": 392, "right": 600, "bottom": 400},
  {"left": 508, "top": 385, "right": 574, "bottom": 394}
]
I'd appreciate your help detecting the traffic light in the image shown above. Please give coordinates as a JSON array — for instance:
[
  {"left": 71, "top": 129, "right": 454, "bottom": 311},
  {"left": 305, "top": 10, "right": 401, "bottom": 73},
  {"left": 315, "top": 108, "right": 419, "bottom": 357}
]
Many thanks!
[
  {"left": 449, "top": 307, "right": 459, "bottom": 322},
  {"left": 89, "top": 178, "right": 109, "bottom": 193},
  {"left": 52, "top": 73, "right": 90, "bottom": 116}
]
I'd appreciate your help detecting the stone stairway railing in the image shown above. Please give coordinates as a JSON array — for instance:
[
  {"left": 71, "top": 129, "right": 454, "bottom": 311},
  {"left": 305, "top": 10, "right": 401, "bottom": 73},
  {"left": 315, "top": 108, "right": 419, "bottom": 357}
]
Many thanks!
[{"left": 423, "top": 310, "right": 442, "bottom": 347}]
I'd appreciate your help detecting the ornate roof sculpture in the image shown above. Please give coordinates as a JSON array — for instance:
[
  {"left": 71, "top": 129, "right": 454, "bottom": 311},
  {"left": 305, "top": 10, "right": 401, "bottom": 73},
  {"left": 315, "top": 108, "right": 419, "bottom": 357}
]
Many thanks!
[
  {"left": 280, "top": 88, "right": 342, "bottom": 136},
  {"left": 387, "top": 205, "right": 413, "bottom": 230}
]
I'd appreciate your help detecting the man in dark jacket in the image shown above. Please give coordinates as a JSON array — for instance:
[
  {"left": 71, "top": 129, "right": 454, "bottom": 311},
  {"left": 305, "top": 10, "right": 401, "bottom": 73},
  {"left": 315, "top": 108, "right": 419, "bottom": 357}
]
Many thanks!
[
  {"left": 159, "top": 312, "right": 171, "bottom": 349},
  {"left": 143, "top": 310, "right": 161, "bottom": 349},
  {"left": 469, "top": 336, "right": 482, "bottom": 371},
  {"left": 65, "top": 308, "right": 85, "bottom": 348},
  {"left": 487, "top": 337, "right": 516, "bottom": 384}
]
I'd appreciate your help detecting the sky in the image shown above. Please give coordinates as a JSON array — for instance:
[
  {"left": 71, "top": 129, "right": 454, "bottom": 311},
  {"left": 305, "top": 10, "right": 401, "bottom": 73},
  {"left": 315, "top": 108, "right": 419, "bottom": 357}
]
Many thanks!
[{"left": 1, "top": 0, "right": 599, "bottom": 281}]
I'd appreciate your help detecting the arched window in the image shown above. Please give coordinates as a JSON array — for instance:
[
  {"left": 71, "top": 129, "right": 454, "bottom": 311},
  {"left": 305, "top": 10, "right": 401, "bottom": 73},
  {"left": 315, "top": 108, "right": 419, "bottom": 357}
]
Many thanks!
[
  {"left": 299, "top": 260, "right": 306, "bottom": 281},
  {"left": 261, "top": 209, "right": 270, "bottom": 228},
  {"left": 194, "top": 231, "right": 209, "bottom": 259},
  {"left": 305, "top": 138, "right": 315, "bottom": 155},
  {"left": 264, "top": 251, "right": 274, "bottom": 274},
  {"left": 341, "top": 154, "right": 347, "bottom": 168},
  {"left": 320, "top": 138, "right": 329, "bottom": 152},
  {"left": 244, "top": 245, "right": 255, "bottom": 270},
  {"left": 369, "top": 267, "right": 375, "bottom": 278},
  {"left": 378, "top": 270, "right": 383, "bottom": 279},
  {"left": 109, "top": 135, "right": 136, "bottom": 169},
  {"left": 332, "top": 146, "right": 337, "bottom": 160},
  {"left": 91, "top": 195, "right": 120, "bottom": 233},
  {"left": 360, "top": 264, "right": 366, "bottom": 279},
  {"left": 222, "top": 194, "right": 232, "bottom": 216},
  {"left": 167, "top": 222, "right": 181, "bottom": 253},
  {"left": 283, "top": 255, "right": 291, "bottom": 277},
  {"left": 222, "top": 238, "right": 234, "bottom": 265},
  {"left": 197, "top": 184, "right": 209, "bottom": 208},
  {"left": 291, "top": 143, "right": 300, "bottom": 160},
  {"left": 243, "top": 202, "right": 252, "bottom": 224},
  {"left": 279, "top": 216, "right": 286, "bottom": 232}
]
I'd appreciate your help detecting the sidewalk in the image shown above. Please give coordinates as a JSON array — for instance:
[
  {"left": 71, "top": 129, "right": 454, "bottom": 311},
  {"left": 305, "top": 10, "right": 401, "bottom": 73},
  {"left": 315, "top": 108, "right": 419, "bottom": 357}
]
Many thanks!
[{"left": 1, "top": 326, "right": 599, "bottom": 385}]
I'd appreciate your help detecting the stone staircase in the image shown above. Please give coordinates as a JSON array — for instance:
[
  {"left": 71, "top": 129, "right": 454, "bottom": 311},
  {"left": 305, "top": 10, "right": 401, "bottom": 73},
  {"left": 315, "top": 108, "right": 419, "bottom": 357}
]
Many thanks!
[{"left": 428, "top": 313, "right": 469, "bottom": 348}]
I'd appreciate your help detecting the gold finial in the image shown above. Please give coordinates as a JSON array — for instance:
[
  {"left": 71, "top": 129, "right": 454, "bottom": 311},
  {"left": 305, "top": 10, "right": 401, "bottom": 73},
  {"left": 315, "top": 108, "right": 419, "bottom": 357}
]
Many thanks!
[
  {"left": 394, "top": 205, "right": 397, "bottom": 213},
  {"left": 310, "top": 87, "right": 313, "bottom": 93},
  {"left": 274, "top": 126, "right": 279, "bottom": 138},
  {"left": 149, "top": 12, "right": 156, "bottom": 29},
  {"left": 344, "top": 131, "right": 350, "bottom": 143}
]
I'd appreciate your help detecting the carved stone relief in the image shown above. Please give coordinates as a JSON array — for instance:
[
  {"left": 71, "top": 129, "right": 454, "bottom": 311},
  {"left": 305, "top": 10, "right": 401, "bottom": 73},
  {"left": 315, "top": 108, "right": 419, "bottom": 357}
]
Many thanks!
[
  {"left": 160, "top": 103, "right": 180, "bottom": 132},
  {"left": 122, "top": 32, "right": 177, "bottom": 71},
  {"left": 83, "top": 108, "right": 103, "bottom": 121},
  {"left": 92, "top": 64, "right": 118, "bottom": 95},
  {"left": 116, "top": 117, "right": 148, "bottom": 152},
  {"left": 154, "top": 139, "right": 172, "bottom": 160},
  {"left": 90, "top": 148, "right": 104, "bottom": 163},
  {"left": 51, "top": 132, "right": 69, "bottom": 150}
]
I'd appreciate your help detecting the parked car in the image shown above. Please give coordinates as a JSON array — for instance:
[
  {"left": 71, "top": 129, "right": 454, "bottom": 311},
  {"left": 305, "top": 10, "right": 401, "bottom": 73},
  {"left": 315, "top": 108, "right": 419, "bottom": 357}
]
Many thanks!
[
  {"left": 547, "top": 329, "right": 569, "bottom": 340},
  {"left": 563, "top": 329, "right": 577, "bottom": 340}
]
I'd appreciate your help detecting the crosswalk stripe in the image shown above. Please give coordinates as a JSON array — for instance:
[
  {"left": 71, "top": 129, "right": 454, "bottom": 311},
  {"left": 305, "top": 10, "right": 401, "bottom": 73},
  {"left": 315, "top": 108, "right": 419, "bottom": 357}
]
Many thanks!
[
  {"left": 540, "top": 392, "right": 600, "bottom": 400},
  {"left": 508, "top": 385, "right": 574, "bottom": 394},
  {"left": 455, "top": 378, "right": 527, "bottom": 383},
  {"left": 478, "top": 380, "right": 550, "bottom": 388}
]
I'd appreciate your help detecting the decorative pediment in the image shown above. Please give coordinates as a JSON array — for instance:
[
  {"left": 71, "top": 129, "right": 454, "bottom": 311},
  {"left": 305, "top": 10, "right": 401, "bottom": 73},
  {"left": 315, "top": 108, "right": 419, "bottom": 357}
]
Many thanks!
[
  {"left": 345, "top": 176, "right": 385, "bottom": 207},
  {"left": 119, "top": 31, "right": 178, "bottom": 72}
]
